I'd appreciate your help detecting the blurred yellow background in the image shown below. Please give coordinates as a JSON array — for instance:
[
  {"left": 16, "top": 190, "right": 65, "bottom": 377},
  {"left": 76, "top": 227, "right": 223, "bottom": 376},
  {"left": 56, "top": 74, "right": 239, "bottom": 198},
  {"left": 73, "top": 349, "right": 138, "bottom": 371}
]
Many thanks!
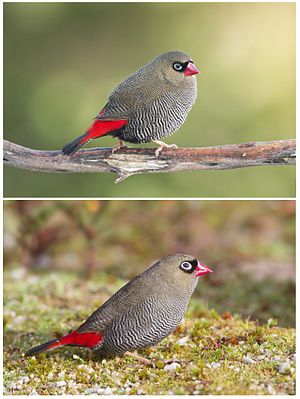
[{"left": 4, "top": 2, "right": 295, "bottom": 197}]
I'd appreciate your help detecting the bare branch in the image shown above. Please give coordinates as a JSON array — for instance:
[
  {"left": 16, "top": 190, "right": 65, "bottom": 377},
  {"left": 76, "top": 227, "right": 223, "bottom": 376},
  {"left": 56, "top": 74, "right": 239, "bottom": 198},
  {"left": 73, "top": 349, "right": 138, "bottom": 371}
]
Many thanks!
[{"left": 3, "top": 139, "right": 296, "bottom": 183}]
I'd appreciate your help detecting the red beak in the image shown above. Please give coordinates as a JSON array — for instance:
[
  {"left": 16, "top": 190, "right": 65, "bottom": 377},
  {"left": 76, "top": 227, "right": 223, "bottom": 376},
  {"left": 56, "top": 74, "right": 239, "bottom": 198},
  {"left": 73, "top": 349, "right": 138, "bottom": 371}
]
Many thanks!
[
  {"left": 195, "top": 261, "right": 213, "bottom": 277},
  {"left": 184, "top": 62, "right": 200, "bottom": 77}
]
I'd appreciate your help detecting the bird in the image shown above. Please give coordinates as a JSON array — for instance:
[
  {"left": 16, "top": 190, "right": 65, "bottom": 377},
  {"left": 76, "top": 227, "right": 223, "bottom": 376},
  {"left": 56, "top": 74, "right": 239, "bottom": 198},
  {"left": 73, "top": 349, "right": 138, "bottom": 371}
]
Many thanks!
[
  {"left": 61, "top": 51, "right": 199, "bottom": 157},
  {"left": 26, "top": 254, "right": 212, "bottom": 359}
]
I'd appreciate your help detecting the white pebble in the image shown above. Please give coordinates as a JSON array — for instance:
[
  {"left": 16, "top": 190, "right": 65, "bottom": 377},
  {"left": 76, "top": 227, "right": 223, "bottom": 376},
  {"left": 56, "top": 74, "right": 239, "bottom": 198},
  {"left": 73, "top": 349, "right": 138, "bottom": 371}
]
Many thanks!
[
  {"left": 210, "top": 362, "right": 221, "bottom": 368},
  {"left": 56, "top": 380, "right": 67, "bottom": 387},
  {"left": 85, "top": 387, "right": 98, "bottom": 394},
  {"left": 257, "top": 355, "right": 265, "bottom": 360},
  {"left": 164, "top": 362, "right": 181, "bottom": 372},
  {"left": 176, "top": 336, "right": 189, "bottom": 346},
  {"left": 278, "top": 362, "right": 290, "bottom": 374},
  {"left": 266, "top": 384, "right": 276, "bottom": 394},
  {"left": 243, "top": 356, "right": 256, "bottom": 364},
  {"left": 14, "top": 315, "right": 26, "bottom": 324},
  {"left": 47, "top": 372, "right": 53, "bottom": 380}
]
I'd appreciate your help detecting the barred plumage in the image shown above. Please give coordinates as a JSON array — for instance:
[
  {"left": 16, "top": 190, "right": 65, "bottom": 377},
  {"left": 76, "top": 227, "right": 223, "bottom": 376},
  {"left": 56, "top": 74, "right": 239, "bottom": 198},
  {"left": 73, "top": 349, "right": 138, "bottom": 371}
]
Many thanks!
[{"left": 26, "top": 254, "right": 212, "bottom": 359}]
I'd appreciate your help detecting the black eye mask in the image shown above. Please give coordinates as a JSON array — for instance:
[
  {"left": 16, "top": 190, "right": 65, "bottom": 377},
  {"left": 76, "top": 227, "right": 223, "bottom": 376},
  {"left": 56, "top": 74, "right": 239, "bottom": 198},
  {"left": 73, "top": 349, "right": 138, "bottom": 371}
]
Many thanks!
[
  {"left": 179, "top": 259, "right": 198, "bottom": 274},
  {"left": 172, "top": 61, "right": 190, "bottom": 73}
]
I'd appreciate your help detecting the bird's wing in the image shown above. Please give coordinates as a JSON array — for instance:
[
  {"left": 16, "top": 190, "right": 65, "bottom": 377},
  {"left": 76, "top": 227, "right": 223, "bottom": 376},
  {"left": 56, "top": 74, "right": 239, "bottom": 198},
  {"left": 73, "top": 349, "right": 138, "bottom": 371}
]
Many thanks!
[
  {"left": 103, "top": 294, "right": 183, "bottom": 348},
  {"left": 94, "top": 100, "right": 130, "bottom": 121},
  {"left": 77, "top": 268, "right": 159, "bottom": 333}
]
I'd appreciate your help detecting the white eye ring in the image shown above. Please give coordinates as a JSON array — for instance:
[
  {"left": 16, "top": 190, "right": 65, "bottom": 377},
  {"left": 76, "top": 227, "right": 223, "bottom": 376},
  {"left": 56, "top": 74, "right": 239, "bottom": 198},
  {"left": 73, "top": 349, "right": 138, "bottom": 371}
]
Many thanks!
[
  {"left": 181, "top": 261, "right": 192, "bottom": 271},
  {"left": 173, "top": 62, "right": 183, "bottom": 71}
]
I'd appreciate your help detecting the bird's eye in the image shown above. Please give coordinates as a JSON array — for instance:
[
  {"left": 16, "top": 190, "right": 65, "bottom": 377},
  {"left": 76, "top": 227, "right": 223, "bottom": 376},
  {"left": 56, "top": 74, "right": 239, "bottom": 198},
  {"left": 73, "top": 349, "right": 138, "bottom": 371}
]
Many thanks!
[
  {"left": 180, "top": 261, "right": 193, "bottom": 271},
  {"left": 173, "top": 62, "right": 183, "bottom": 72}
]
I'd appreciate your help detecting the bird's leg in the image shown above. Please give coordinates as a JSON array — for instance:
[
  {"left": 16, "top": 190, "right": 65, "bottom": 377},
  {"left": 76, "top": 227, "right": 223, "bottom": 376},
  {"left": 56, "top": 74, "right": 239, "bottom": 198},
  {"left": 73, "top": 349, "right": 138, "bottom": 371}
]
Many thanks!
[
  {"left": 112, "top": 140, "right": 127, "bottom": 154},
  {"left": 153, "top": 140, "right": 178, "bottom": 157},
  {"left": 124, "top": 351, "right": 151, "bottom": 365}
]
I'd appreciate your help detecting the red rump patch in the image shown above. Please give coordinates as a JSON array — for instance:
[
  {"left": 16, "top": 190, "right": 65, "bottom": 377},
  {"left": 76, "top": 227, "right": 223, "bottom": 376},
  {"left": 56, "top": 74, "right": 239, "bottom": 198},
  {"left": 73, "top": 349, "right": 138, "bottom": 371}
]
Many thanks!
[
  {"left": 80, "top": 119, "right": 128, "bottom": 144},
  {"left": 47, "top": 331, "right": 103, "bottom": 349}
]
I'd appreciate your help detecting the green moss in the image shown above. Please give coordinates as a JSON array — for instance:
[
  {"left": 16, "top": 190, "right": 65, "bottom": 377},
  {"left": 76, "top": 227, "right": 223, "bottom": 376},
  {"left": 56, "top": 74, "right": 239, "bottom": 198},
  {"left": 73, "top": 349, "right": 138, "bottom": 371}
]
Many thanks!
[{"left": 4, "top": 269, "right": 295, "bottom": 395}]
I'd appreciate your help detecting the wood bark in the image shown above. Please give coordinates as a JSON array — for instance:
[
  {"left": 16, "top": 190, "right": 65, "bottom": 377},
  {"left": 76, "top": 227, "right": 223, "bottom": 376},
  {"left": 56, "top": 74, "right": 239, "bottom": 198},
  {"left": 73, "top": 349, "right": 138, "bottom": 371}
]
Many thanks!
[{"left": 3, "top": 139, "right": 296, "bottom": 183}]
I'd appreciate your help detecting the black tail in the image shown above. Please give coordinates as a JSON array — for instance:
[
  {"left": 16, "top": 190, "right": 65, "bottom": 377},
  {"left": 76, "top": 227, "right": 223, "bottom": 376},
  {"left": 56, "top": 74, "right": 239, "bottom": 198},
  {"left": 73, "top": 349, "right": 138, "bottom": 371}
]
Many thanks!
[
  {"left": 62, "top": 132, "right": 92, "bottom": 156},
  {"left": 25, "top": 338, "right": 60, "bottom": 356}
]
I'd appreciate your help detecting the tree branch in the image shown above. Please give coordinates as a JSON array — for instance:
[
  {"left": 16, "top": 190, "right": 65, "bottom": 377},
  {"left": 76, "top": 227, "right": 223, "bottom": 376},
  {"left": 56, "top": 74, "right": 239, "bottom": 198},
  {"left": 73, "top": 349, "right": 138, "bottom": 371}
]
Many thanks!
[{"left": 3, "top": 139, "right": 296, "bottom": 183}]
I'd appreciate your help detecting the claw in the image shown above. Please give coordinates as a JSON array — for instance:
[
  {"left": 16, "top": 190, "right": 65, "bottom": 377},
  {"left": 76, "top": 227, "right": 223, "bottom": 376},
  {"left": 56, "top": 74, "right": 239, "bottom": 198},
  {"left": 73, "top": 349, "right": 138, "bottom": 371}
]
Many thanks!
[
  {"left": 124, "top": 351, "right": 151, "bottom": 365},
  {"left": 112, "top": 140, "right": 127, "bottom": 154},
  {"left": 153, "top": 141, "right": 178, "bottom": 157}
]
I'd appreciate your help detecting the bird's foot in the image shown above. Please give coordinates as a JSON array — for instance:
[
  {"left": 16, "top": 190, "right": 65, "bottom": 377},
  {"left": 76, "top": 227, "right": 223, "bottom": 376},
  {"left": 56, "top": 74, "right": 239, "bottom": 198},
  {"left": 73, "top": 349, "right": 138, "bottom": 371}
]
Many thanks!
[
  {"left": 153, "top": 140, "right": 178, "bottom": 157},
  {"left": 124, "top": 351, "right": 151, "bottom": 365},
  {"left": 112, "top": 140, "right": 127, "bottom": 154}
]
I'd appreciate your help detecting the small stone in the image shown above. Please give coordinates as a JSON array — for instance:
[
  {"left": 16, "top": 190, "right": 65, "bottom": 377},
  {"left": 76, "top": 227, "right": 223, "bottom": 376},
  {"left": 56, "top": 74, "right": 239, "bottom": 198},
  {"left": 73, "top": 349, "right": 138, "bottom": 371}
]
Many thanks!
[
  {"left": 210, "top": 362, "right": 221, "bottom": 368},
  {"left": 164, "top": 362, "right": 181, "bottom": 372},
  {"left": 14, "top": 315, "right": 26, "bottom": 324},
  {"left": 266, "top": 385, "right": 276, "bottom": 394},
  {"left": 56, "top": 380, "right": 67, "bottom": 387},
  {"left": 278, "top": 362, "right": 290, "bottom": 374},
  {"left": 176, "top": 336, "right": 189, "bottom": 346},
  {"left": 84, "top": 387, "right": 98, "bottom": 395},
  {"left": 243, "top": 356, "right": 256, "bottom": 364},
  {"left": 47, "top": 372, "right": 53, "bottom": 380},
  {"left": 85, "top": 387, "right": 98, "bottom": 394}
]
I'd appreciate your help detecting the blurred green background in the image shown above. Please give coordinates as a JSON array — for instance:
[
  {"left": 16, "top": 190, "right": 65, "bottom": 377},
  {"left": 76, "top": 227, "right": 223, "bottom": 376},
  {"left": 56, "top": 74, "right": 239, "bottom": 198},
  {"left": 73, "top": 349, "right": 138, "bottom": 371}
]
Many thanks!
[
  {"left": 4, "top": 200, "right": 295, "bottom": 327},
  {"left": 4, "top": 2, "right": 295, "bottom": 197}
]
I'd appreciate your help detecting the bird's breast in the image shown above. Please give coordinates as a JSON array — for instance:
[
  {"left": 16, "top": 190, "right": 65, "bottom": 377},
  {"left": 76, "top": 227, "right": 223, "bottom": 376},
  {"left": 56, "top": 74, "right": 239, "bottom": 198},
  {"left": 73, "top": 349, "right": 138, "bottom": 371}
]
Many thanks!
[{"left": 119, "top": 88, "right": 196, "bottom": 143}]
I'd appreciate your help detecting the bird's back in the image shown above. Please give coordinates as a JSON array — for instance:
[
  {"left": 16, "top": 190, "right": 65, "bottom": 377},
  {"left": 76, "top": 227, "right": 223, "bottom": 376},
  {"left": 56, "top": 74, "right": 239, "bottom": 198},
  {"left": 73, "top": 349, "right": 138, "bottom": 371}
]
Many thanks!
[{"left": 77, "top": 264, "right": 163, "bottom": 333}]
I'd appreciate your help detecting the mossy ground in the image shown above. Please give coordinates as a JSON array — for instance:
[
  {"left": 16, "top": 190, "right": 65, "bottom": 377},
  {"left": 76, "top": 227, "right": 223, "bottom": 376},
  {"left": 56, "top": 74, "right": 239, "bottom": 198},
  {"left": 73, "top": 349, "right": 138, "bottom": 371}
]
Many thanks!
[{"left": 4, "top": 269, "right": 295, "bottom": 395}]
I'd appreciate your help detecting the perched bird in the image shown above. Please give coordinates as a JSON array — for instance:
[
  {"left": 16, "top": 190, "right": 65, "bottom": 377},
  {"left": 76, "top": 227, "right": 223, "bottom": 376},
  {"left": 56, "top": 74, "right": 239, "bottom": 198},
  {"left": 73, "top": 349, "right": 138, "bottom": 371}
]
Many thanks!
[
  {"left": 26, "top": 254, "right": 212, "bottom": 359},
  {"left": 62, "top": 51, "right": 199, "bottom": 157}
]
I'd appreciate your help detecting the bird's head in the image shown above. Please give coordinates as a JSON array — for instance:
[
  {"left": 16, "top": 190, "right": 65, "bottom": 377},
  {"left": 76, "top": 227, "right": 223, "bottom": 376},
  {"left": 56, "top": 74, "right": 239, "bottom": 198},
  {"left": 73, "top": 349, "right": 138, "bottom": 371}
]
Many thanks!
[
  {"left": 154, "top": 254, "right": 212, "bottom": 292},
  {"left": 154, "top": 51, "right": 200, "bottom": 86}
]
